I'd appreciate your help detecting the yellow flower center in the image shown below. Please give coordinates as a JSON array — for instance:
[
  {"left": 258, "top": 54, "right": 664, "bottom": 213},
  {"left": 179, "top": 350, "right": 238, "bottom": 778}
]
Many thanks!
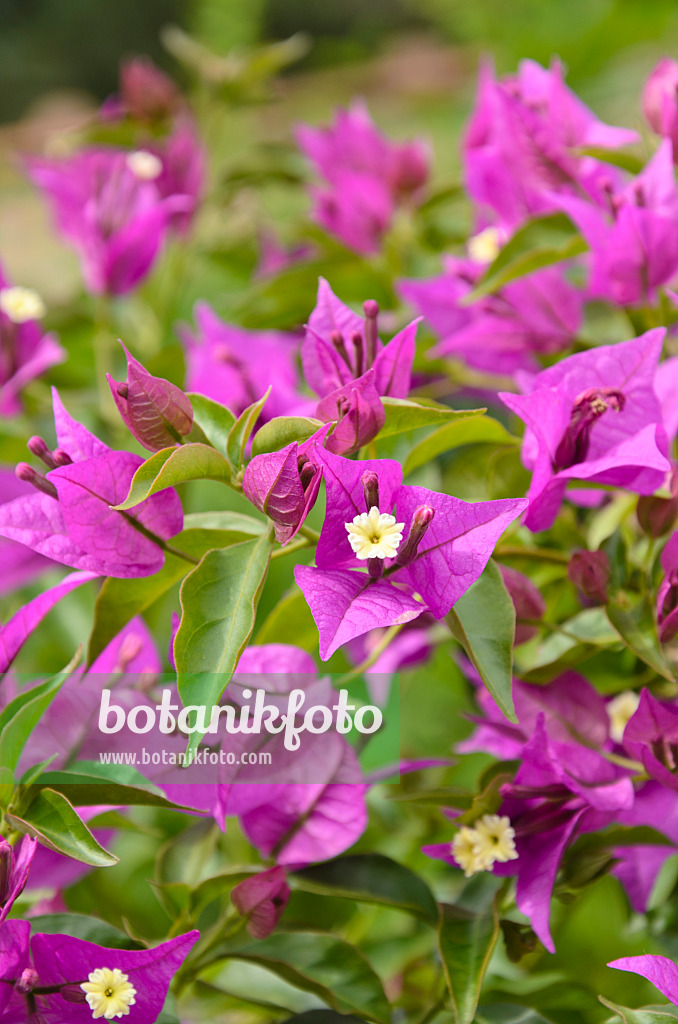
[
  {"left": 126, "top": 150, "right": 163, "bottom": 181},
  {"left": 607, "top": 690, "right": 640, "bottom": 744},
  {"left": 345, "top": 506, "right": 405, "bottom": 560},
  {"left": 81, "top": 967, "right": 137, "bottom": 1019},
  {"left": 467, "top": 226, "right": 502, "bottom": 264},
  {"left": 0, "top": 286, "right": 46, "bottom": 324},
  {"left": 451, "top": 814, "right": 518, "bottom": 876}
]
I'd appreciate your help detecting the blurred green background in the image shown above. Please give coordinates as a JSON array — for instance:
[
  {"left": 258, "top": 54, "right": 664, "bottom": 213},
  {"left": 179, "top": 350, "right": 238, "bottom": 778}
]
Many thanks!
[{"left": 3, "top": 0, "right": 678, "bottom": 122}]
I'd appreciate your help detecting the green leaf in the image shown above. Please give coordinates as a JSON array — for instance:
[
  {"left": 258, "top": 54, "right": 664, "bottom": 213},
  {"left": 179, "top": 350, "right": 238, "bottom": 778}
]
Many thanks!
[
  {"left": 114, "top": 443, "right": 232, "bottom": 510},
  {"left": 209, "top": 932, "right": 390, "bottom": 1023},
  {"left": 255, "top": 587, "right": 320, "bottom": 651},
  {"left": 6, "top": 788, "right": 118, "bottom": 866},
  {"left": 293, "top": 853, "right": 438, "bottom": 924},
  {"left": 227, "top": 388, "right": 271, "bottom": 473},
  {"left": 34, "top": 761, "right": 200, "bottom": 811},
  {"left": 182, "top": 511, "right": 266, "bottom": 534},
  {"left": 187, "top": 392, "right": 236, "bottom": 451},
  {"left": 576, "top": 147, "right": 644, "bottom": 174},
  {"left": 404, "top": 415, "right": 519, "bottom": 476},
  {"left": 0, "top": 654, "right": 79, "bottom": 791},
  {"left": 176, "top": 535, "right": 272, "bottom": 709},
  {"left": 464, "top": 213, "right": 588, "bottom": 301},
  {"left": 439, "top": 898, "right": 500, "bottom": 1024},
  {"left": 476, "top": 1007, "right": 557, "bottom": 1024},
  {"left": 606, "top": 591, "right": 674, "bottom": 682},
  {"left": 27, "top": 912, "right": 140, "bottom": 948},
  {"left": 446, "top": 560, "right": 517, "bottom": 722},
  {"left": 252, "top": 416, "right": 323, "bottom": 457},
  {"left": 380, "top": 398, "right": 484, "bottom": 440},
  {"left": 599, "top": 997, "right": 678, "bottom": 1024},
  {"left": 87, "top": 526, "right": 261, "bottom": 665},
  {"left": 278, "top": 1013, "right": 369, "bottom": 1024}
]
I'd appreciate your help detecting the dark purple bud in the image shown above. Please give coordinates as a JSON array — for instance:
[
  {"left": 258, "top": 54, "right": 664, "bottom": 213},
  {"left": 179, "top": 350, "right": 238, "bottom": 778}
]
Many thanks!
[
  {"left": 27, "top": 436, "right": 56, "bottom": 469},
  {"left": 0, "top": 838, "right": 11, "bottom": 904},
  {"left": 351, "top": 332, "right": 364, "bottom": 378},
  {"left": 120, "top": 56, "right": 182, "bottom": 122},
  {"left": 660, "top": 575, "right": 678, "bottom": 642},
  {"left": 363, "top": 299, "right": 379, "bottom": 368},
  {"left": 361, "top": 471, "right": 379, "bottom": 512},
  {"left": 391, "top": 143, "right": 429, "bottom": 195},
  {"left": 107, "top": 343, "right": 193, "bottom": 452},
  {"left": 637, "top": 469, "right": 678, "bottom": 538},
  {"left": 567, "top": 549, "right": 611, "bottom": 605},
  {"left": 396, "top": 504, "right": 435, "bottom": 566},
  {"left": 553, "top": 388, "right": 625, "bottom": 472},
  {"left": 330, "top": 330, "right": 352, "bottom": 370},
  {"left": 499, "top": 565, "right": 546, "bottom": 645},
  {"left": 51, "top": 447, "right": 73, "bottom": 467},
  {"left": 59, "top": 984, "right": 89, "bottom": 1004},
  {"left": 298, "top": 457, "right": 317, "bottom": 491},
  {"left": 368, "top": 557, "right": 384, "bottom": 579},
  {"left": 15, "top": 968, "right": 38, "bottom": 995},
  {"left": 231, "top": 866, "right": 290, "bottom": 939},
  {"left": 15, "top": 463, "right": 58, "bottom": 499}
]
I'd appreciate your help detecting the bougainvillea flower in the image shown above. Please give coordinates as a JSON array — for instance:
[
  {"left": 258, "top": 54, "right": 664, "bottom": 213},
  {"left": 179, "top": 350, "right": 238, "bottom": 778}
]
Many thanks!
[
  {"left": 304, "top": 278, "right": 419, "bottom": 400},
  {"left": 464, "top": 59, "right": 637, "bottom": 227},
  {"left": 242, "top": 423, "right": 331, "bottom": 544},
  {"left": 0, "top": 469, "right": 55, "bottom": 596},
  {"left": 101, "top": 55, "right": 184, "bottom": 124},
  {"left": 556, "top": 140, "right": 678, "bottom": 306},
  {"left": 622, "top": 688, "right": 678, "bottom": 793},
  {"left": 498, "top": 565, "right": 546, "bottom": 643},
  {"left": 294, "top": 449, "right": 526, "bottom": 658},
  {"left": 315, "top": 369, "right": 386, "bottom": 454},
  {"left": 180, "top": 301, "right": 304, "bottom": 420},
  {"left": 231, "top": 867, "right": 290, "bottom": 939},
  {"left": 296, "top": 101, "right": 429, "bottom": 253},
  {"left": 0, "top": 264, "right": 64, "bottom": 416},
  {"left": 611, "top": 782, "right": 678, "bottom": 913},
  {"left": 608, "top": 954, "right": 678, "bottom": 1005},
  {"left": 500, "top": 329, "right": 670, "bottom": 532},
  {"left": 0, "top": 837, "right": 36, "bottom": 925},
  {"left": 0, "top": 923, "right": 198, "bottom": 1022},
  {"left": 0, "top": 569, "right": 97, "bottom": 673},
  {"left": 656, "top": 531, "right": 678, "bottom": 641},
  {"left": 0, "top": 389, "right": 183, "bottom": 576},
  {"left": 107, "top": 343, "right": 193, "bottom": 452},
  {"left": 26, "top": 148, "right": 193, "bottom": 295},
  {"left": 399, "top": 258, "right": 581, "bottom": 375},
  {"left": 643, "top": 58, "right": 678, "bottom": 159}
]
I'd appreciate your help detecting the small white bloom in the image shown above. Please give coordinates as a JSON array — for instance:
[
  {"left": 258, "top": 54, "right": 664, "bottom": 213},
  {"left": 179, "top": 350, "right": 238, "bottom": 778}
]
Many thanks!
[
  {"left": 467, "top": 226, "right": 502, "bottom": 264},
  {"left": 472, "top": 814, "right": 519, "bottom": 865},
  {"left": 0, "top": 286, "right": 46, "bottom": 324},
  {"left": 126, "top": 149, "right": 163, "bottom": 181},
  {"left": 345, "top": 506, "right": 405, "bottom": 560},
  {"left": 81, "top": 967, "right": 137, "bottom": 1019},
  {"left": 607, "top": 690, "right": 641, "bottom": 744},
  {"left": 451, "top": 826, "right": 490, "bottom": 877}
]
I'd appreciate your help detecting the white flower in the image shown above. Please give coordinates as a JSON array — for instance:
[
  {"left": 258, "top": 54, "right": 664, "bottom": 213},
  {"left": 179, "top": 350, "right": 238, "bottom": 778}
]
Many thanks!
[
  {"left": 126, "top": 150, "right": 163, "bottom": 181},
  {"left": 345, "top": 506, "right": 405, "bottom": 560},
  {"left": 467, "top": 226, "right": 502, "bottom": 264},
  {"left": 81, "top": 967, "right": 137, "bottom": 1019},
  {"left": 451, "top": 814, "right": 518, "bottom": 876},
  {"left": 607, "top": 690, "right": 641, "bottom": 744},
  {"left": 0, "top": 286, "right": 46, "bottom": 323}
]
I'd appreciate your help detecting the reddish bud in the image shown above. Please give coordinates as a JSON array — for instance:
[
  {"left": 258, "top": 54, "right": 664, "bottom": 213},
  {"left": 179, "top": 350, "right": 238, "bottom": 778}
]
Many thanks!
[
  {"left": 637, "top": 470, "right": 678, "bottom": 538},
  {"left": 27, "top": 436, "right": 56, "bottom": 469},
  {"left": 499, "top": 565, "right": 546, "bottom": 645},
  {"left": 567, "top": 549, "right": 611, "bottom": 605},
  {"left": 15, "top": 463, "right": 58, "bottom": 499},
  {"left": 361, "top": 470, "right": 379, "bottom": 512},
  {"left": 231, "top": 866, "right": 290, "bottom": 939},
  {"left": 15, "top": 968, "right": 38, "bottom": 994},
  {"left": 59, "top": 983, "right": 89, "bottom": 1004},
  {"left": 396, "top": 504, "right": 435, "bottom": 566},
  {"left": 120, "top": 57, "right": 182, "bottom": 122},
  {"left": 107, "top": 343, "right": 193, "bottom": 452}
]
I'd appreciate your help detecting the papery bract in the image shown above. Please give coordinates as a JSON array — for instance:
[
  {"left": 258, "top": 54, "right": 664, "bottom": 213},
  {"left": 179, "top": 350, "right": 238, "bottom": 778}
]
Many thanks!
[
  {"left": 0, "top": 838, "right": 36, "bottom": 925},
  {"left": 500, "top": 329, "right": 670, "bottom": 532},
  {"left": 231, "top": 867, "right": 290, "bottom": 938},
  {"left": 643, "top": 58, "right": 678, "bottom": 159},
  {"left": 0, "top": 390, "right": 183, "bottom": 577},
  {"left": 608, "top": 954, "right": 678, "bottom": 1006},
  {"left": 107, "top": 342, "right": 193, "bottom": 451}
]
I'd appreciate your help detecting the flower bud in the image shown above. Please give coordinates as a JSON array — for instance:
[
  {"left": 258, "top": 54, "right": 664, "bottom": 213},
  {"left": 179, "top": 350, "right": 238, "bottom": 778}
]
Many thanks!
[
  {"left": 637, "top": 469, "right": 678, "bottom": 537},
  {"left": 498, "top": 565, "right": 546, "bottom": 644},
  {"left": 231, "top": 867, "right": 290, "bottom": 939},
  {"left": 391, "top": 141, "right": 429, "bottom": 195},
  {"left": 243, "top": 427, "right": 330, "bottom": 545},
  {"left": 15, "top": 463, "right": 58, "bottom": 499},
  {"left": 316, "top": 370, "right": 385, "bottom": 455},
  {"left": 59, "top": 983, "right": 89, "bottom": 1003},
  {"left": 15, "top": 968, "right": 38, "bottom": 994},
  {"left": 361, "top": 471, "right": 379, "bottom": 512},
  {"left": 567, "top": 549, "right": 611, "bottom": 605},
  {"left": 119, "top": 57, "right": 182, "bottom": 123},
  {"left": 27, "top": 436, "right": 56, "bottom": 469},
  {"left": 643, "top": 58, "right": 678, "bottom": 157},
  {"left": 107, "top": 343, "right": 193, "bottom": 452},
  {"left": 396, "top": 504, "right": 435, "bottom": 566}
]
